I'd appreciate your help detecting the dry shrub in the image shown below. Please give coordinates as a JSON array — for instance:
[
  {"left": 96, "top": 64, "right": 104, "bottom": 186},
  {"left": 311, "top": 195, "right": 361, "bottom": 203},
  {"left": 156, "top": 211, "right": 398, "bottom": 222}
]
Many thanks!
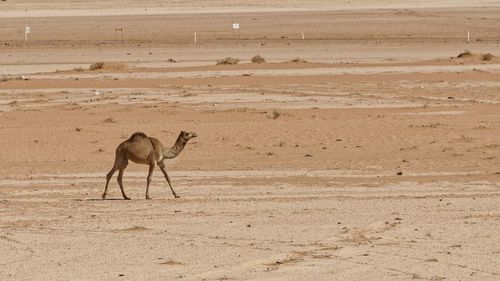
[
  {"left": 481, "top": 53, "right": 494, "bottom": 61},
  {"left": 159, "top": 259, "right": 183, "bottom": 265},
  {"left": 267, "top": 110, "right": 281, "bottom": 119},
  {"left": 0, "top": 75, "right": 23, "bottom": 82},
  {"left": 216, "top": 57, "right": 240, "bottom": 65},
  {"left": 89, "top": 62, "right": 127, "bottom": 71},
  {"left": 290, "top": 57, "right": 308, "bottom": 63},
  {"left": 90, "top": 62, "right": 105, "bottom": 70},
  {"left": 251, "top": 54, "right": 266, "bottom": 64},
  {"left": 456, "top": 50, "right": 472, "bottom": 58}
]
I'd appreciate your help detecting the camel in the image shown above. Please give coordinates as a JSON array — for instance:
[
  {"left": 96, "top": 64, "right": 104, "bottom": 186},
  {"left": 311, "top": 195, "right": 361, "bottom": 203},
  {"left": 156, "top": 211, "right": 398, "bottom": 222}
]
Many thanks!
[{"left": 102, "top": 130, "right": 197, "bottom": 200}]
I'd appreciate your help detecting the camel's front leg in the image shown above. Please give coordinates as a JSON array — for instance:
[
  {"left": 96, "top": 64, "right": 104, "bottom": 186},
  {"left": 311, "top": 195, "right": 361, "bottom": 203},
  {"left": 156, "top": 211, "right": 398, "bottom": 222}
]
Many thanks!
[
  {"left": 117, "top": 168, "right": 130, "bottom": 200},
  {"left": 145, "top": 163, "right": 155, "bottom": 200},
  {"left": 102, "top": 167, "right": 117, "bottom": 199},
  {"left": 158, "top": 162, "right": 180, "bottom": 198}
]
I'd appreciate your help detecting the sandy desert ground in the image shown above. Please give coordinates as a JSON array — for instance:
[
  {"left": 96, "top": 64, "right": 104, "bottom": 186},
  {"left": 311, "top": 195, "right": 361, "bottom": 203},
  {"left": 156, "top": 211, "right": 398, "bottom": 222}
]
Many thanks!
[{"left": 1, "top": 1, "right": 500, "bottom": 281}]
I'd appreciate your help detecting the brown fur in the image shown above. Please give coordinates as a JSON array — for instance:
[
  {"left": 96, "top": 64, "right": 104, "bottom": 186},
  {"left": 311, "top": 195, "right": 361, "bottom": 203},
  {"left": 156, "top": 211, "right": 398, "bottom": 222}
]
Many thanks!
[{"left": 102, "top": 131, "right": 197, "bottom": 200}]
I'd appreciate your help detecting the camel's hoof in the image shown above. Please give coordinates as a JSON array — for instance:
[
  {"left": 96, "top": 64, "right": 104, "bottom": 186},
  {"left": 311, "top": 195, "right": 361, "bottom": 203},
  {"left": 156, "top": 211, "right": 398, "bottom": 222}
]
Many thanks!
[
  {"left": 174, "top": 195, "right": 180, "bottom": 199},
  {"left": 101, "top": 195, "right": 106, "bottom": 200},
  {"left": 145, "top": 197, "right": 152, "bottom": 200},
  {"left": 123, "top": 197, "right": 131, "bottom": 200}
]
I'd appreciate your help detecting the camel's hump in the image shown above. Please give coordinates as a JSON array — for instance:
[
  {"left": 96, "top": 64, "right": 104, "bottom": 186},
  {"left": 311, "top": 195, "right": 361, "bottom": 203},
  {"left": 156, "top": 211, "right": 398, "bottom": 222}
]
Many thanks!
[{"left": 129, "top": 132, "right": 148, "bottom": 141}]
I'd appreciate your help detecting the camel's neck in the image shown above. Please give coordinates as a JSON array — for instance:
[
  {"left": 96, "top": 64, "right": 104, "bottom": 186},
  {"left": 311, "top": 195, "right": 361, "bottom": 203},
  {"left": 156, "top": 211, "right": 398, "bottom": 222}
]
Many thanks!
[{"left": 163, "top": 135, "right": 188, "bottom": 159}]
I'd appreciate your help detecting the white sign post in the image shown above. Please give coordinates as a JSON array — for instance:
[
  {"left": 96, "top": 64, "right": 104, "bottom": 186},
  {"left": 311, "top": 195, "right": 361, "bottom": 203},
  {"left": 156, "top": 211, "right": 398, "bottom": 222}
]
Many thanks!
[
  {"left": 232, "top": 23, "right": 240, "bottom": 40},
  {"left": 194, "top": 32, "right": 197, "bottom": 44},
  {"left": 115, "top": 27, "right": 123, "bottom": 42},
  {"left": 24, "top": 26, "right": 31, "bottom": 42}
]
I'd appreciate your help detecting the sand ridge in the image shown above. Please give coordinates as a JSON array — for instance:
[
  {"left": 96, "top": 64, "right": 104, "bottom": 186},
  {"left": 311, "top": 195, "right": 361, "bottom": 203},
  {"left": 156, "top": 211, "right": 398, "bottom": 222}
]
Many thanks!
[{"left": 2, "top": 0, "right": 500, "bottom": 17}]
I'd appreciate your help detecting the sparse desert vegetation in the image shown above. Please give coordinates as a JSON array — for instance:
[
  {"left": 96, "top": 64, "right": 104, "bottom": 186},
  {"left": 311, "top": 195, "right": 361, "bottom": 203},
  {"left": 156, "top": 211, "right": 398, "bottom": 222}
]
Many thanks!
[
  {"left": 0, "top": 2, "right": 499, "bottom": 281},
  {"left": 216, "top": 57, "right": 240, "bottom": 65},
  {"left": 290, "top": 57, "right": 308, "bottom": 63},
  {"left": 89, "top": 62, "right": 128, "bottom": 71},
  {"left": 267, "top": 110, "right": 281, "bottom": 119},
  {"left": 89, "top": 62, "right": 105, "bottom": 70},
  {"left": 456, "top": 50, "right": 472, "bottom": 58},
  {"left": 0, "top": 75, "right": 23, "bottom": 82},
  {"left": 481, "top": 53, "right": 495, "bottom": 61},
  {"left": 251, "top": 54, "right": 266, "bottom": 63},
  {"left": 456, "top": 51, "right": 496, "bottom": 61}
]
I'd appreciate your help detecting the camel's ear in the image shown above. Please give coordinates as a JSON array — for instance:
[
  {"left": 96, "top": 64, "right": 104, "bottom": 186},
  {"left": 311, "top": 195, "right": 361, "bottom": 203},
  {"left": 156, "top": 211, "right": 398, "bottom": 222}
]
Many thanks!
[{"left": 181, "top": 130, "right": 187, "bottom": 134}]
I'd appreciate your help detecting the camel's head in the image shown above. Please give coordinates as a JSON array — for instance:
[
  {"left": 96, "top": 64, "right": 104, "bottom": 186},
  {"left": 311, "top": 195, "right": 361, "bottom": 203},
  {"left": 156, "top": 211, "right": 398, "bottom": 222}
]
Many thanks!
[{"left": 180, "top": 130, "right": 197, "bottom": 141}]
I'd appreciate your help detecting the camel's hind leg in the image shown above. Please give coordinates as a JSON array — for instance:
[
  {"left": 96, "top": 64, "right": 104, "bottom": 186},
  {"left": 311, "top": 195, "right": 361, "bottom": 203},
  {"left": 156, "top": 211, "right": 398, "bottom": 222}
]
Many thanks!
[{"left": 102, "top": 148, "right": 128, "bottom": 200}]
